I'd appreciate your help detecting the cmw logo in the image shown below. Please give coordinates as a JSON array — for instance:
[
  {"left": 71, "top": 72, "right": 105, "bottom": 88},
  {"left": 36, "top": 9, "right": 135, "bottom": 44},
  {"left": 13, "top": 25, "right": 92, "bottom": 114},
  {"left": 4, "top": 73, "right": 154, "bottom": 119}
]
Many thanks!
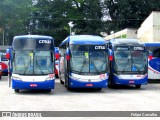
[
  {"left": 134, "top": 47, "right": 144, "bottom": 50},
  {"left": 95, "top": 46, "right": 105, "bottom": 49},
  {"left": 39, "top": 40, "right": 51, "bottom": 44}
]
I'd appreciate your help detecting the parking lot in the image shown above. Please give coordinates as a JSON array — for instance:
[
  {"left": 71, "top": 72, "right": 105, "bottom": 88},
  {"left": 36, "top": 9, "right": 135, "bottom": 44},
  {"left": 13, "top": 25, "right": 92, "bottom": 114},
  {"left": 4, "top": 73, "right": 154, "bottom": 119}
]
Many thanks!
[{"left": 0, "top": 76, "right": 160, "bottom": 119}]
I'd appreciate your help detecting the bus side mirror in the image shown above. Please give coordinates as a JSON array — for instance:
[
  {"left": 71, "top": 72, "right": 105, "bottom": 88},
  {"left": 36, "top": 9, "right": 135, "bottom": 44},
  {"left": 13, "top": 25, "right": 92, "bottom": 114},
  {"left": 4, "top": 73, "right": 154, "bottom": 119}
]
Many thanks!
[{"left": 109, "top": 56, "right": 113, "bottom": 61}]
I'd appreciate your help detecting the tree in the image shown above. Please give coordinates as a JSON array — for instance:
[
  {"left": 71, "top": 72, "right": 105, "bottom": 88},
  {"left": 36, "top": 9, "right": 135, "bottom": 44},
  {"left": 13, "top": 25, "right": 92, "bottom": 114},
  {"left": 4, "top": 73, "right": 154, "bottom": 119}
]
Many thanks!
[
  {"left": 0, "top": 0, "right": 33, "bottom": 45},
  {"left": 103, "top": 0, "right": 160, "bottom": 34},
  {"left": 32, "top": 0, "right": 105, "bottom": 45}
]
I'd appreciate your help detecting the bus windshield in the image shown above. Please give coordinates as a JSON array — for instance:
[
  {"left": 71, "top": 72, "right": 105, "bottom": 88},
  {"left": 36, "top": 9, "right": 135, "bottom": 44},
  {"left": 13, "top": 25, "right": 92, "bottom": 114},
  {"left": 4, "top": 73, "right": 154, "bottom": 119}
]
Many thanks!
[
  {"left": 114, "top": 46, "right": 146, "bottom": 73},
  {"left": 13, "top": 50, "right": 53, "bottom": 75},
  {"left": 70, "top": 45, "right": 107, "bottom": 74}
]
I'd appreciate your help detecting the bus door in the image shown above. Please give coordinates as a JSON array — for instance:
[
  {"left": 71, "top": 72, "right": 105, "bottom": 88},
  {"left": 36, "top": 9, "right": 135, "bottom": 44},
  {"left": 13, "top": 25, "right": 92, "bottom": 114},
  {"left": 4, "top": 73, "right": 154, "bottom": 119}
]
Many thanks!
[
  {"left": 0, "top": 57, "right": 2, "bottom": 79},
  {"left": 59, "top": 48, "right": 65, "bottom": 81},
  {"left": 149, "top": 48, "right": 160, "bottom": 79}
]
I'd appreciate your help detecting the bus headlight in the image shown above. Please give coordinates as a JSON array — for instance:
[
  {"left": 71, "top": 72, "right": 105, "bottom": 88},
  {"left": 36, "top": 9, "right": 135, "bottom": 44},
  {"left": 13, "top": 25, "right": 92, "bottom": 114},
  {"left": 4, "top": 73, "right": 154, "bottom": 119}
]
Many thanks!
[
  {"left": 45, "top": 77, "right": 54, "bottom": 81},
  {"left": 12, "top": 76, "right": 22, "bottom": 81},
  {"left": 45, "top": 74, "right": 55, "bottom": 81},
  {"left": 70, "top": 75, "right": 78, "bottom": 80},
  {"left": 99, "top": 74, "right": 108, "bottom": 81}
]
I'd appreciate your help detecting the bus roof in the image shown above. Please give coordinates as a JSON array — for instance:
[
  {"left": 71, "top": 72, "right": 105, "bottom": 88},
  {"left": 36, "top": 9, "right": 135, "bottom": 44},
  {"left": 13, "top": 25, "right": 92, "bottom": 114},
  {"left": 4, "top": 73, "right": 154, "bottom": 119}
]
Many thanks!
[
  {"left": 145, "top": 42, "right": 160, "bottom": 46},
  {"left": 13, "top": 35, "right": 53, "bottom": 39},
  {"left": 12, "top": 35, "right": 54, "bottom": 50},
  {"left": 109, "top": 38, "right": 144, "bottom": 46},
  {"left": 59, "top": 35, "right": 105, "bottom": 46}
]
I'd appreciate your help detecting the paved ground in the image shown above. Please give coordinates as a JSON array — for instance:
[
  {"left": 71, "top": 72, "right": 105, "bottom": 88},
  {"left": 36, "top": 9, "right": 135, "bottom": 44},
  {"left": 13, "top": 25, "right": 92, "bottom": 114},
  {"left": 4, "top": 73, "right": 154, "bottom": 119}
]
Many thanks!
[{"left": 0, "top": 76, "right": 160, "bottom": 119}]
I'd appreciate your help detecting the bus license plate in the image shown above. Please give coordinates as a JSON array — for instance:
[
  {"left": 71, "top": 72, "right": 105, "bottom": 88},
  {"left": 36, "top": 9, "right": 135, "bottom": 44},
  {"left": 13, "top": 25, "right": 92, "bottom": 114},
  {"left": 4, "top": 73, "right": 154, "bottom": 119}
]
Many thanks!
[
  {"left": 30, "top": 84, "right": 37, "bottom": 87},
  {"left": 86, "top": 84, "right": 93, "bottom": 87},
  {"left": 129, "top": 81, "right": 134, "bottom": 84}
]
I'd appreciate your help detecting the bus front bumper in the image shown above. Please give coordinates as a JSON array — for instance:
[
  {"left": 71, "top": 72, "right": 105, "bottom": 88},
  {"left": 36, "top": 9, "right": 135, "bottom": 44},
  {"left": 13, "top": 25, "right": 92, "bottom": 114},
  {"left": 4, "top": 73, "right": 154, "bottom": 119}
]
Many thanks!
[
  {"left": 12, "top": 79, "right": 55, "bottom": 90},
  {"left": 112, "top": 75, "right": 148, "bottom": 85},
  {"left": 69, "top": 78, "right": 108, "bottom": 88}
]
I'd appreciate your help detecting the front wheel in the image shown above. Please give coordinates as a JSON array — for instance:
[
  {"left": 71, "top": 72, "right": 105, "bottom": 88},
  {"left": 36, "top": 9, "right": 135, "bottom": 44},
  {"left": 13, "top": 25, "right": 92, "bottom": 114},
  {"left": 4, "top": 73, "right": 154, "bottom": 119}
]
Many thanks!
[
  {"left": 108, "top": 78, "right": 114, "bottom": 88},
  {"left": 46, "top": 89, "right": 51, "bottom": 92},
  {"left": 14, "top": 89, "right": 19, "bottom": 93},
  {"left": 96, "top": 88, "right": 102, "bottom": 91},
  {"left": 60, "top": 79, "right": 64, "bottom": 84},
  {"left": 135, "top": 85, "right": 141, "bottom": 89},
  {"left": 55, "top": 74, "right": 59, "bottom": 78}
]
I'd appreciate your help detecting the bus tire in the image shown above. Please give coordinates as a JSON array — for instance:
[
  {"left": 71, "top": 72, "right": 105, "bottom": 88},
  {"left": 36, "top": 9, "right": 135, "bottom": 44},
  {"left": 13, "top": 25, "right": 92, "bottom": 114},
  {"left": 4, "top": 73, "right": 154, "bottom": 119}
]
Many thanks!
[
  {"left": 65, "top": 81, "right": 70, "bottom": 90},
  {"left": 60, "top": 79, "right": 64, "bottom": 85},
  {"left": 65, "top": 79, "right": 71, "bottom": 90},
  {"left": 65, "top": 74, "right": 70, "bottom": 90},
  {"left": 46, "top": 89, "right": 51, "bottom": 92},
  {"left": 14, "top": 89, "right": 19, "bottom": 93},
  {"left": 96, "top": 88, "right": 102, "bottom": 91},
  {"left": 135, "top": 85, "right": 141, "bottom": 88},
  {"left": 108, "top": 79, "right": 114, "bottom": 88},
  {"left": 55, "top": 74, "right": 59, "bottom": 78}
]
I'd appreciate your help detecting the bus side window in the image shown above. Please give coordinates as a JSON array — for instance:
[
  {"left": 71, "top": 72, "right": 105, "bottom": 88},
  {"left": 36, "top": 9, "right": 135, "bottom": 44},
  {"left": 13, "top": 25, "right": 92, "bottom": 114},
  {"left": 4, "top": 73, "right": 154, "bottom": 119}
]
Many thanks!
[{"left": 153, "top": 48, "right": 160, "bottom": 57}]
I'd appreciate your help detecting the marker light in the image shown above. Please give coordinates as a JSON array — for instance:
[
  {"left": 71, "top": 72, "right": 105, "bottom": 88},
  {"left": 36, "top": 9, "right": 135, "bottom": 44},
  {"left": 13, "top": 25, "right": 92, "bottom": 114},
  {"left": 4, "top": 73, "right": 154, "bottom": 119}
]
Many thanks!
[
  {"left": 55, "top": 53, "right": 60, "bottom": 60},
  {"left": 148, "top": 55, "right": 153, "bottom": 60},
  {"left": 66, "top": 55, "right": 70, "bottom": 60},
  {"left": 6, "top": 53, "right": 10, "bottom": 59},
  {"left": 109, "top": 56, "right": 113, "bottom": 61}
]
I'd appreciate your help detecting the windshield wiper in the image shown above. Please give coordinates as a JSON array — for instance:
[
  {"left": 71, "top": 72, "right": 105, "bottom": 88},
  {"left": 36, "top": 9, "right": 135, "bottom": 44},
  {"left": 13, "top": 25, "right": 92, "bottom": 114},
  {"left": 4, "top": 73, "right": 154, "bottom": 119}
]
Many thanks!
[
  {"left": 23, "top": 59, "right": 32, "bottom": 74},
  {"left": 122, "top": 59, "right": 130, "bottom": 73},
  {"left": 79, "top": 58, "right": 87, "bottom": 73},
  {"left": 35, "top": 59, "right": 44, "bottom": 74}
]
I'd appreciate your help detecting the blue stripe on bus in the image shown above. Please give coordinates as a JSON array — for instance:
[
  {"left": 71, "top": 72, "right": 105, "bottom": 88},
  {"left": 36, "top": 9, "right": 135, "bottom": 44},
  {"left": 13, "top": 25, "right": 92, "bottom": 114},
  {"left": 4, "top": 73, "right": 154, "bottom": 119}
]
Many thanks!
[
  {"left": 149, "top": 58, "right": 160, "bottom": 72},
  {"left": 12, "top": 79, "right": 55, "bottom": 89},
  {"left": 145, "top": 43, "right": 160, "bottom": 46}
]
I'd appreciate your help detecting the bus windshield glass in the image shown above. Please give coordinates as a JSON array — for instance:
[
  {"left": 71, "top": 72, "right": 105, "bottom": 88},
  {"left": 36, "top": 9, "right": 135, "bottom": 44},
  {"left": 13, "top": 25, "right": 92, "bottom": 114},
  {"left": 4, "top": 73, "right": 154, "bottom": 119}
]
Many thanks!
[
  {"left": 13, "top": 50, "right": 53, "bottom": 75},
  {"left": 70, "top": 45, "right": 107, "bottom": 74},
  {"left": 114, "top": 46, "right": 146, "bottom": 73}
]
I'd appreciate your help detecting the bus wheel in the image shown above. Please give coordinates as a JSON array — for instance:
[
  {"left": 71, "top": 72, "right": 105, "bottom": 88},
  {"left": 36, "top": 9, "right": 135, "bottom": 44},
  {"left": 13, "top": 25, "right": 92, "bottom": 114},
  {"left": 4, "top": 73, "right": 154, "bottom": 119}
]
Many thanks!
[
  {"left": 14, "top": 89, "right": 19, "bottom": 93},
  {"left": 108, "top": 80, "right": 114, "bottom": 88},
  {"left": 46, "top": 89, "right": 51, "bottom": 92},
  {"left": 65, "top": 81, "right": 71, "bottom": 90},
  {"left": 96, "top": 88, "right": 102, "bottom": 91},
  {"left": 60, "top": 79, "right": 64, "bottom": 85},
  {"left": 135, "top": 85, "right": 141, "bottom": 88},
  {"left": 55, "top": 74, "right": 59, "bottom": 78}
]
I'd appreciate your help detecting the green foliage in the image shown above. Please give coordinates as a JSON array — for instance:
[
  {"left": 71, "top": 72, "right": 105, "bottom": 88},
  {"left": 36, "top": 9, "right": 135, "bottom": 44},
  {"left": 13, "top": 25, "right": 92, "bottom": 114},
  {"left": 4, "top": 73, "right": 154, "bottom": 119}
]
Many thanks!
[
  {"left": 103, "top": 0, "right": 160, "bottom": 33},
  {"left": 0, "top": 0, "right": 160, "bottom": 45},
  {"left": 0, "top": 0, "right": 33, "bottom": 45}
]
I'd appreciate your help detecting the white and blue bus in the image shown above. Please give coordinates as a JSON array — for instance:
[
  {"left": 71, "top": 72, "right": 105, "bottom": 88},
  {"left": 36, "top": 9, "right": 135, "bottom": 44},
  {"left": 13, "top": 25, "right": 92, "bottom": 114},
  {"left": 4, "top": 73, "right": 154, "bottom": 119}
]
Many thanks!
[
  {"left": 6, "top": 35, "right": 56, "bottom": 93},
  {"left": 145, "top": 42, "right": 160, "bottom": 80},
  {"left": 59, "top": 35, "right": 109, "bottom": 90},
  {"left": 107, "top": 38, "right": 148, "bottom": 88}
]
